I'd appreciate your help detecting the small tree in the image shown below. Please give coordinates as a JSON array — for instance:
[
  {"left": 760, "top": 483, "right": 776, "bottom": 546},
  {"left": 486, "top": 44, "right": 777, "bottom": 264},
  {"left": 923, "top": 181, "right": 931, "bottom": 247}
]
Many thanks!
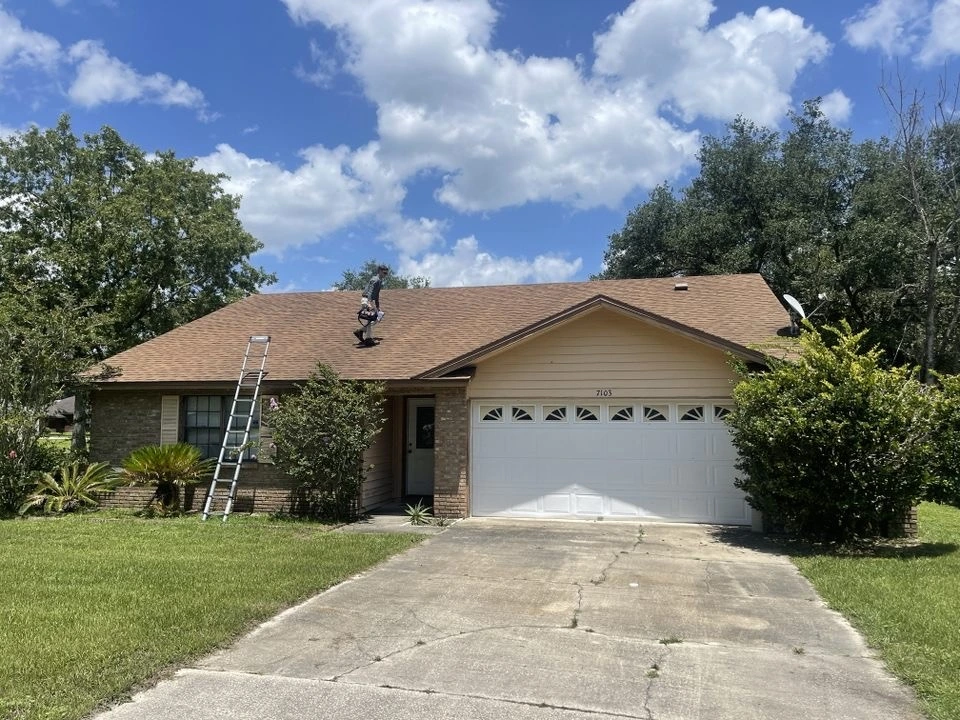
[
  {"left": 728, "top": 322, "right": 934, "bottom": 542},
  {"left": 333, "top": 260, "right": 429, "bottom": 291},
  {"left": 270, "top": 363, "right": 385, "bottom": 520},
  {"left": 0, "top": 289, "right": 94, "bottom": 514}
]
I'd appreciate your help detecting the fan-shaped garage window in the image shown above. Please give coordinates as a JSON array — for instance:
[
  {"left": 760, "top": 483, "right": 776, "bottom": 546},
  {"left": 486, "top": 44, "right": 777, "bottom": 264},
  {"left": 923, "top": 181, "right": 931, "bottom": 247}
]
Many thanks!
[
  {"left": 642, "top": 405, "right": 668, "bottom": 422},
  {"left": 714, "top": 406, "right": 732, "bottom": 421},
  {"left": 480, "top": 406, "right": 504, "bottom": 422},
  {"left": 575, "top": 405, "right": 600, "bottom": 422},
  {"left": 511, "top": 406, "right": 535, "bottom": 422},
  {"left": 679, "top": 405, "right": 705, "bottom": 422},
  {"left": 544, "top": 406, "right": 567, "bottom": 422},
  {"left": 610, "top": 406, "right": 634, "bottom": 422}
]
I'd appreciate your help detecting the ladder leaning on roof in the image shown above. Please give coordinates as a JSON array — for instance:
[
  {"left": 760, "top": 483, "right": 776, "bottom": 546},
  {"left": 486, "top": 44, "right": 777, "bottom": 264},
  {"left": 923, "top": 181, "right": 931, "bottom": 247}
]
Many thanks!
[{"left": 202, "top": 335, "right": 271, "bottom": 522}]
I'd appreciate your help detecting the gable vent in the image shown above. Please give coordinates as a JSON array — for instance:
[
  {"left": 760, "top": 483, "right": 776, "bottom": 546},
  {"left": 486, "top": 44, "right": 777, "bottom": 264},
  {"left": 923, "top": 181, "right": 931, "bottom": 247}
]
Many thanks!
[{"left": 674, "top": 282, "right": 689, "bottom": 291}]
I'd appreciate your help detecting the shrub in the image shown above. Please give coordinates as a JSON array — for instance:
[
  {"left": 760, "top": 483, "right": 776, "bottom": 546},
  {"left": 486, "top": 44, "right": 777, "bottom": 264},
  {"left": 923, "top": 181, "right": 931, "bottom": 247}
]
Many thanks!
[
  {"left": 19, "top": 461, "right": 121, "bottom": 515},
  {"left": 120, "top": 443, "right": 215, "bottom": 514},
  {"left": 0, "top": 420, "right": 74, "bottom": 515},
  {"left": 928, "top": 374, "right": 960, "bottom": 506},
  {"left": 728, "top": 322, "right": 934, "bottom": 542},
  {"left": 270, "top": 363, "right": 385, "bottom": 520}
]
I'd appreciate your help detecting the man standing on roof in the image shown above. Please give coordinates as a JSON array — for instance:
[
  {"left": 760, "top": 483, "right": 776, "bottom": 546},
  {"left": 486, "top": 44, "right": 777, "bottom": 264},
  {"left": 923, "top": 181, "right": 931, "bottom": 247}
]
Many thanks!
[{"left": 354, "top": 265, "right": 388, "bottom": 347}]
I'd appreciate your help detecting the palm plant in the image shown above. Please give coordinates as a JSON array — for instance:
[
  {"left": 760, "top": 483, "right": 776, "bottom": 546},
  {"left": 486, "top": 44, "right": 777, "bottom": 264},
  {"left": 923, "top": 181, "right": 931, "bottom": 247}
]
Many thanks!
[
  {"left": 120, "top": 443, "right": 215, "bottom": 513},
  {"left": 19, "top": 461, "right": 121, "bottom": 515}
]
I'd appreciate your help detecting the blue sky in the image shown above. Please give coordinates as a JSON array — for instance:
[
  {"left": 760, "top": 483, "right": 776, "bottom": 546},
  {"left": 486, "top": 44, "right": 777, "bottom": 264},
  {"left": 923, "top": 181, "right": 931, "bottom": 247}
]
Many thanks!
[{"left": 0, "top": 0, "right": 957, "bottom": 290}]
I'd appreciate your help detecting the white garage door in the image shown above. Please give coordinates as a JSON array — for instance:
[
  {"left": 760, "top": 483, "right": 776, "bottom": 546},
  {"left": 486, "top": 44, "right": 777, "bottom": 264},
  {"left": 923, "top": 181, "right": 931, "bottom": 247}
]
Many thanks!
[{"left": 471, "top": 400, "right": 749, "bottom": 525}]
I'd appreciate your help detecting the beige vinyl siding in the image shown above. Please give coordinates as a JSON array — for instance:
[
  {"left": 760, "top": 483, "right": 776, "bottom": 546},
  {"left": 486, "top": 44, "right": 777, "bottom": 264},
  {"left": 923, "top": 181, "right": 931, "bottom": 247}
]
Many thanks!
[
  {"left": 160, "top": 395, "right": 179, "bottom": 445},
  {"left": 468, "top": 309, "right": 737, "bottom": 400},
  {"left": 361, "top": 410, "right": 394, "bottom": 509}
]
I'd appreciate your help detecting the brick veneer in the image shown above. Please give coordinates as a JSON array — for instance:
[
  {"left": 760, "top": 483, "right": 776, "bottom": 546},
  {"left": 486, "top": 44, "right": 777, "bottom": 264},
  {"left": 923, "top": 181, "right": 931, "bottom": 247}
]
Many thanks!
[
  {"left": 91, "top": 388, "right": 299, "bottom": 514},
  {"left": 433, "top": 386, "right": 469, "bottom": 518},
  {"left": 90, "top": 385, "right": 475, "bottom": 517}
]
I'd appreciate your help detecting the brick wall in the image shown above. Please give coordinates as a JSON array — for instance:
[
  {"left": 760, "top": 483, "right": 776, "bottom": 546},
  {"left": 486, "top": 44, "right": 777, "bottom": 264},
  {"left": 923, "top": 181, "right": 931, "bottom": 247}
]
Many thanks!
[
  {"left": 433, "top": 386, "right": 469, "bottom": 518},
  {"left": 90, "top": 389, "right": 167, "bottom": 464},
  {"left": 91, "top": 389, "right": 299, "bottom": 513}
]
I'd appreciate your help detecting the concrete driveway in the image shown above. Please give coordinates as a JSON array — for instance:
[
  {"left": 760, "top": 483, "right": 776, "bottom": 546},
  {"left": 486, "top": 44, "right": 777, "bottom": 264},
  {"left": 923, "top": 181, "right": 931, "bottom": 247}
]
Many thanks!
[{"left": 94, "top": 519, "right": 920, "bottom": 720}]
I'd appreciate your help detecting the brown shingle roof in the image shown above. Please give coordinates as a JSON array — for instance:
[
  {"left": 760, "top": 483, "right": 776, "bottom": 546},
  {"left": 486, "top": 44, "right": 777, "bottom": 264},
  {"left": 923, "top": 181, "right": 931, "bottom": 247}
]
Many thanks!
[{"left": 96, "top": 274, "right": 789, "bottom": 384}]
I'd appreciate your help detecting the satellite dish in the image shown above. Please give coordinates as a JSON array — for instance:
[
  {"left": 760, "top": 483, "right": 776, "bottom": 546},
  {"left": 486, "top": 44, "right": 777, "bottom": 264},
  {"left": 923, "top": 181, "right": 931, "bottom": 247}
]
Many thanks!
[{"left": 783, "top": 294, "right": 806, "bottom": 319}]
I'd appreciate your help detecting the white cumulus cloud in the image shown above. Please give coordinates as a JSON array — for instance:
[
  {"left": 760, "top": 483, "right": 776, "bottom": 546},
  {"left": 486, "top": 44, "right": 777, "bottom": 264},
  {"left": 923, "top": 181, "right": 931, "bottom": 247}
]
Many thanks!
[
  {"left": 67, "top": 40, "right": 209, "bottom": 115},
  {"left": 0, "top": 8, "right": 61, "bottom": 72},
  {"left": 818, "top": 89, "right": 854, "bottom": 124},
  {"left": 398, "top": 236, "right": 582, "bottom": 287},
  {"left": 593, "top": 0, "right": 831, "bottom": 126},
  {"left": 280, "top": 0, "right": 834, "bottom": 216},
  {"left": 844, "top": 0, "right": 928, "bottom": 56},
  {"left": 197, "top": 141, "right": 413, "bottom": 254},
  {"left": 918, "top": 0, "right": 960, "bottom": 64},
  {"left": 844, "top": 0, "right": 960, "bottom": 66}
]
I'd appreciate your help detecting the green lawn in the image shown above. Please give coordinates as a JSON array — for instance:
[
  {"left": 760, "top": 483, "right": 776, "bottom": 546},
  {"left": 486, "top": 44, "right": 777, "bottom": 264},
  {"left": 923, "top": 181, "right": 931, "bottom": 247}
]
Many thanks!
[
  {"left": 0, "top": 514, "right": 423, "bottom": 720},
  {"left": 793, "top": 503, "right": 960, "bottom": 720}
]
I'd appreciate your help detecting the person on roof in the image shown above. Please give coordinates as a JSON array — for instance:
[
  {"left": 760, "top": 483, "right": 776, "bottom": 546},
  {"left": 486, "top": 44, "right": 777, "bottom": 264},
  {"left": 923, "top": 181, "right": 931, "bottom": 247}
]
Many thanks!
[{"left": 354, "top": 265, "right": 388, "bottom": 347}]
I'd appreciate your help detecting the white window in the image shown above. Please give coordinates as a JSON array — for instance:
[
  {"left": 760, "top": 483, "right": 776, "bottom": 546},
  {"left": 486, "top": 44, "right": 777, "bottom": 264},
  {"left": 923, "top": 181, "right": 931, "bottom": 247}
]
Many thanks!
[
  {"left": 713, "top": 406, "right": 732, "bottom": 422},
  {"left": 543, "top": 406, "right": 567, "bottom": 422},
  {"left": 642, "top": 405, "right": 669, "bottom": 422},
  {"left": 679, "top": 405, "right": 705, "bottom": 422},
  {"left": 480, "top": 406, "right": 504, "bottom": 422},
  {"left": 610, "top": 406, "right": 634, "bottom": 422},
  {"left": 511, "top": 406, "right": 535, "bottom": 422},
  {"left": 575, "top": 405, "right": 600, "bottom": 422}
]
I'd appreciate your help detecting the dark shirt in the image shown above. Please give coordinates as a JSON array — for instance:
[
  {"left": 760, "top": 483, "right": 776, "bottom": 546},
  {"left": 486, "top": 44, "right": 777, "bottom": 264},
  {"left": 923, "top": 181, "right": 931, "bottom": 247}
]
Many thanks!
[{"left": 363, "top": 274, "right": 384, "bottom": 308}]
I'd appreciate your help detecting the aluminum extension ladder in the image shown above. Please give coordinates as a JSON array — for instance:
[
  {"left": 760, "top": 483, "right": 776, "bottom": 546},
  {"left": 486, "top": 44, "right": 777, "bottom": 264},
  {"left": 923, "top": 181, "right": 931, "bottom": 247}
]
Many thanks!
[{"left": 202, "top": 335, "right": 271, "bottom": 521}]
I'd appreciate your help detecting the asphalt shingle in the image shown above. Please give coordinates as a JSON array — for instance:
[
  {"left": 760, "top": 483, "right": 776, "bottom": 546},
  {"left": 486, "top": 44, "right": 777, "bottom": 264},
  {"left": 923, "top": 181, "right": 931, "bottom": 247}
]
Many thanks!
[{"left": 97, "top": 274, "right": 790, "bottom": 384}]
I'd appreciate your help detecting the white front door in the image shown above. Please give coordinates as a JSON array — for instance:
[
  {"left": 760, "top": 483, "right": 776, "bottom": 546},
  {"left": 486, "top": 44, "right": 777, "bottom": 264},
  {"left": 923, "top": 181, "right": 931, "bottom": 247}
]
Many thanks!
[{"left": 405, "top": 398, "right": 435, "bottom": 495}]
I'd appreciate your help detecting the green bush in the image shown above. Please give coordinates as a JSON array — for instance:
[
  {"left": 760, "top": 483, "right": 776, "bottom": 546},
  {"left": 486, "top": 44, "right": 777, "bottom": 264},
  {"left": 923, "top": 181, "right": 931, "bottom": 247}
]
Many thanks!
[
  {"left": 19, "top": 461, "right": 121, "bottom": 515},
  {"left": 728, "top": 322, "right": 934, "bottom": 542},
  {"left": 0, "top": 421, "right": 73, "bottom": 515},
  {"left": 120, "top": 443, "right": 215, "bottom": 514},
  {"left": 928, "top": 374, "right": 960, "bottom": 507},
  {"left": 270, "top": 363, "right": 385, "bottom": 520}
]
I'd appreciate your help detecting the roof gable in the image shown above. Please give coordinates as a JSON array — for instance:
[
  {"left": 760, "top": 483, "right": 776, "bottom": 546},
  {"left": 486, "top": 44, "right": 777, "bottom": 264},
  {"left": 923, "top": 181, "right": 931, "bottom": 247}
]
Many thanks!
[{"left": 416, "top": 294, "right": 768, "bottom": 379}]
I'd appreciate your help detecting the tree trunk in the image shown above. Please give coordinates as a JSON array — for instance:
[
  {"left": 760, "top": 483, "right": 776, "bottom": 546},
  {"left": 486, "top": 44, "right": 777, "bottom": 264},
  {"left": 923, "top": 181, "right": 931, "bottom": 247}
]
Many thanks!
[
  {"left": 921, "top": 238, "right": 939, "bottom": 384},
  {"left": 71, "top": 389, "right": 88, "bottom": 459}
]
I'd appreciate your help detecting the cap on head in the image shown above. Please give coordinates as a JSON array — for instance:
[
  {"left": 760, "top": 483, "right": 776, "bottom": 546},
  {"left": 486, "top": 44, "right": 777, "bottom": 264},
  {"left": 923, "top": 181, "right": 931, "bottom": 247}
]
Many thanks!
[{"left": 377, "top": 265, "right": 389, "bottom": 274}]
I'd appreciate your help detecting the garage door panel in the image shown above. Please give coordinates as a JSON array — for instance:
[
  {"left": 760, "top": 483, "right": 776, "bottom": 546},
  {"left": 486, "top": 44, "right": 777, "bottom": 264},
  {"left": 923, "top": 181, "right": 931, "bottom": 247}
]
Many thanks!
[
  {"left": 574, "top": 494, "right": 604, "bottom": 515},
  {"left": 677, "top": 431, "right": 709, "bottom": 457},
  {"left": 639, "top": 432, "right": 677, "bottom": 460},
  {"left": 472, "top": 400, "right": 748, "bottom": 525},
  {"left": 716, "top": 496, "right": 750, "bottom": 523},
  {"left": 542, "top": 493, "right": 573, "bottom": 514},
  {"left": 676, "top": 462, "right": 711, "bottom": 489},
  {"left": 474, "top": 428, "right": 509, "bottom": 456},
  {"left": 678, "top": 495, "right": 711, "bottom": 519},
  {"left": 640, "top": 461, "right": 674, "bottom": 488}
]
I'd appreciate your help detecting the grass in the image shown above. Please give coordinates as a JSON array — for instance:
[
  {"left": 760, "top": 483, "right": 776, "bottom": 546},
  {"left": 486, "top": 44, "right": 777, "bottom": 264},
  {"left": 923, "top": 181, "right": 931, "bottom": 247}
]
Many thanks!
[
  {"left": 793, "top": 503, "right": 960, "bottom": 720},
  {"left": 0, "top": 513, "right": 423, "bottom": 720},
  {"left": 37, "top": 433, "right": 71, "bottom": 451}
]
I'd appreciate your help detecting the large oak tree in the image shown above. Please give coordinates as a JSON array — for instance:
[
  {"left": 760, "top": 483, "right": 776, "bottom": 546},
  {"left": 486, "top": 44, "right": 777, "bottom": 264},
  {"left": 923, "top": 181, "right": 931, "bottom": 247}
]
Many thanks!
[{"left": 0, "top": 115, "right": 276, "bottom": 456}]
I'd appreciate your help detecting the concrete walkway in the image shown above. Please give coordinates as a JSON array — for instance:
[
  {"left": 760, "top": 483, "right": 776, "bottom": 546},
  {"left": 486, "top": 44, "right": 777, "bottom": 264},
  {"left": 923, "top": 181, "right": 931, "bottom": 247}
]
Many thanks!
[{"left": 94, "top": 520, "right": 921, "bottom": 720}]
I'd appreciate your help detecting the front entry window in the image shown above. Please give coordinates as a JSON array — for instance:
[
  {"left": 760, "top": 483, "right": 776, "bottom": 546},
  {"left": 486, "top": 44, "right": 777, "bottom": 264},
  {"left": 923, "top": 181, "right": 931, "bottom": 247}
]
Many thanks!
[{"left": 415, "top": 405, "right": 435, "bottom": 449}]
